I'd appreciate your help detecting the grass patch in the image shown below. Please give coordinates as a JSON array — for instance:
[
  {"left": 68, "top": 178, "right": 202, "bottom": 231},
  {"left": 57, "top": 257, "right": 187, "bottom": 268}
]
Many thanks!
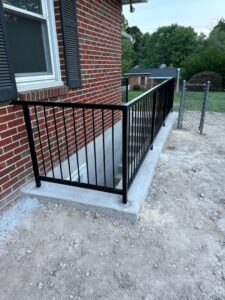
[
  {"left": 128, "top": 91, "right": 144, "bottom": 101},
  {"left": 129, "top": 90, "right": 225, "bottom": 113},
  {"left": 174, "top": 91, "right": 225, "bottom": 113}
]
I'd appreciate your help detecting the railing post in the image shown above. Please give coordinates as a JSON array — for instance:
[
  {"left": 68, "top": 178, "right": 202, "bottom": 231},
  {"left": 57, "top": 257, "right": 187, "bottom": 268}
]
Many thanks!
[
  {"left": 23, "top": 105, "right": 41, "bottom": 188},
  {"left": 150, "top": 91, "right": 157, "bottom": 150},
  {"left": 122, "top": 107, "right": 128, "bottom": 204},
  {"left": 162, "top": 84, "right": 166, "bottom": 126},
  {"left": 126, "top": 77, "right": 129, "bottom": 103}
]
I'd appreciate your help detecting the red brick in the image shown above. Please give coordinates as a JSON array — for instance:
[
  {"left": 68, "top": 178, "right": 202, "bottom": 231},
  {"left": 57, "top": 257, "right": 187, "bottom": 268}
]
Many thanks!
[{"left": 1, "top": 0, "right": 122, "bottom": 205}]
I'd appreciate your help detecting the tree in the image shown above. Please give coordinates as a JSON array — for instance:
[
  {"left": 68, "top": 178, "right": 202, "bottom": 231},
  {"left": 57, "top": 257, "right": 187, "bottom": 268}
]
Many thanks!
[
  {"left": 122, "top": 39, "right": 136, "bottom": 74},
  {"left": 182, "top": 47, "right": 225, "bottom": 87},
  {"left": 207, "top": 19, "right": 225, "bottom": 51},
  {"left": 125, "top": 26, "right": 143, "bottom": 65},
  {"left": 121, "top": 14, "right": 128, "bottom": 31},
  {"left": 141, "top": 24, "right": 200, "bottom": 68}
]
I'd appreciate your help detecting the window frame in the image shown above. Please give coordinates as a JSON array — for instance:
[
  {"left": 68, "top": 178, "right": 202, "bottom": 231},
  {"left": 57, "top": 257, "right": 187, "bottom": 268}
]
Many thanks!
[
  {"left": 3, "top": 0, "right": 63, "bottom": 92},
  {"left": 140, "top": 76, "right": 146, "bottom": 85}
]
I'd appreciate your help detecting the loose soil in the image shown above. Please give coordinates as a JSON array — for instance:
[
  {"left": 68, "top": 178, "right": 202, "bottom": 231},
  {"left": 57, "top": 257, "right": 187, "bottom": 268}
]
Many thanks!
[{"left": 0, "top": 112, "right": 225, "bottom": 300}]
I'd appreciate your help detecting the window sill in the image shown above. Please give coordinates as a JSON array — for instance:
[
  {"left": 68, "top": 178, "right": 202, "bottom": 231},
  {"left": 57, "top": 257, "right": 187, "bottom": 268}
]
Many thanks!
[{"left": 18, "top": 84, "right": 69, "bottom": 101}]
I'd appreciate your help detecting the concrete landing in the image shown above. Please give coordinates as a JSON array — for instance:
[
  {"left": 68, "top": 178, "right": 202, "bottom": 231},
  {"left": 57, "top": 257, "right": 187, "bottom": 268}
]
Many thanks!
[{"left": 22, "top": 112, "right": 178, "bottom": 222}]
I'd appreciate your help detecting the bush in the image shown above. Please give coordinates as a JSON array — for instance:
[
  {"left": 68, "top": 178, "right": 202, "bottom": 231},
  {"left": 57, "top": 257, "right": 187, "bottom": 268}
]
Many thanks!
[
  {"left": 182, "top": 47, "right": 225, "bottom": 88},
  {"left": 133, "top": 85, "right": 141, "bottom": 91},
  {"left": 188, "top": 71, "right": 222, "bottom": 91}
]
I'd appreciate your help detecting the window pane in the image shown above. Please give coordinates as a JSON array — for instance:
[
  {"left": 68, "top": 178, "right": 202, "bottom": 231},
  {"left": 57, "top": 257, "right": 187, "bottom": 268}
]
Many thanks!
[
  {"left": 4, "top": 12, "right": 52, "bottom": 74},
  {"left": 3, "top": 0, "right": 42, "bottom": 14}
]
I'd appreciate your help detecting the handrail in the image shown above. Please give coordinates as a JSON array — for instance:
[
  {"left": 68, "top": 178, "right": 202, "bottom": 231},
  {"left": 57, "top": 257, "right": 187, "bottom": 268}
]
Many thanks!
[
  {"left": 12, "top": 77, "right": 175, "bottom": 110},
  {"left": 10, "top": 77, "right": 175, "bottom": 204},
  {"left": 124, "top": 77, "right": 174, "bottom": 107},
  {"left": 11, "top": 100, "right": 126, "bottom": 111}
]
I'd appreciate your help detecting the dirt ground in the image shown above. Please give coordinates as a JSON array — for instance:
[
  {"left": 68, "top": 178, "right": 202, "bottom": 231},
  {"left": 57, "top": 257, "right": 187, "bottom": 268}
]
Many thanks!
[{"left": 0, "top": 112, "right": 225, "bottom": 300}]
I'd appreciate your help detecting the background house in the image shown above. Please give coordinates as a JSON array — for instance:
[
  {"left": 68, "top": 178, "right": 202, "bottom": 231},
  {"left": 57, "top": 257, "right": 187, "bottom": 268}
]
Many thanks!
[
  {"left": 0, "top": 0, "right": 146, "bottom": 210},
  {"left": 126, "top": 67, "right": 179, "bottom": 91}
]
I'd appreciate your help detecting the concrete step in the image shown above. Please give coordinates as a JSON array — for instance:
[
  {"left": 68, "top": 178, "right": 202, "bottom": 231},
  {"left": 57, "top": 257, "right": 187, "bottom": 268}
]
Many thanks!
[
  {"left": 21, "top": 112, "right": 177, "bottom": 223},
  {"left": 115, "top": 172, "right": 122, "bottom": 187}
]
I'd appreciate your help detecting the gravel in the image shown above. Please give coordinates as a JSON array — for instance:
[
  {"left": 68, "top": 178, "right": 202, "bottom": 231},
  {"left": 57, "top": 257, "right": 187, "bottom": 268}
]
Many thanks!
[{"left": 0, "top": 112, "right": 225, "bottom": 300}]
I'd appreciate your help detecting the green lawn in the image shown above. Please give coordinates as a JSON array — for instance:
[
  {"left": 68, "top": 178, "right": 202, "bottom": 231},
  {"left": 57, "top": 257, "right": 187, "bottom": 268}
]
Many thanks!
[
  {"left": 174, "top": 91, "right": 225, "bottom": 113},
  {"left": 128, "top": 90, "right": 225, "bottom": 113},
  {"left": 128, "top": 90, "right": 144, "bottom": 101}
]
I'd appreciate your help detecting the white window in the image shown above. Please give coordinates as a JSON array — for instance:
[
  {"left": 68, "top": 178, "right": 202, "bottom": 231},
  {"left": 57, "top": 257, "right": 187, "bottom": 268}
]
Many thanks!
[{"left": 3, "top": 0, "right": 63, "bottom": 91}]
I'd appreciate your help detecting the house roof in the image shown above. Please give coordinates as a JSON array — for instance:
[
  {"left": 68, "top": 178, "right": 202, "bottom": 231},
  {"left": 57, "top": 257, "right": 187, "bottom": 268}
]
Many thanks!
[
  {"left": 122, "top": 0, "right": 149, "bottom": 4},
  {"left": 126, "top": 68, "right": 178, "bottom": 78}
]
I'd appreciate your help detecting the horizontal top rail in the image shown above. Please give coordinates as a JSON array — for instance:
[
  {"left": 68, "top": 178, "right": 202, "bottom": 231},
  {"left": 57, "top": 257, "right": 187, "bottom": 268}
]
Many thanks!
[
  {"left": 11, "top": 77, "right": 175, "bottom": 110},
  {"left": 11, "top": 100, "right": 126, "bottom": 111},
  {"left": 124, "top": 77, "right": 175, "bottom": 108}
]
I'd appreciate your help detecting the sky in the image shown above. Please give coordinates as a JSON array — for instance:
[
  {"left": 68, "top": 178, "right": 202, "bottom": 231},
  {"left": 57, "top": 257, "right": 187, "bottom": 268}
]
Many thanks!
[{"left": 123, "top": 0, "right": 225, "bottom": 36}]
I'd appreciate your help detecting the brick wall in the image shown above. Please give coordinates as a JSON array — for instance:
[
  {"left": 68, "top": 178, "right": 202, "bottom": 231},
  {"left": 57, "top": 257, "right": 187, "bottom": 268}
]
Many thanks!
[{"left": 0, "top": 0, "right": 122, "bottom": 210}]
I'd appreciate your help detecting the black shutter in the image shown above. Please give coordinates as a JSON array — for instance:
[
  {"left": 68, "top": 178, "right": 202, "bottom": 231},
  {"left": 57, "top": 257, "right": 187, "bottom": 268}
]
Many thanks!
[
  {"left": 60, "top": 0, "right": 81, "bottom": 89},
  {"left": 0, "top": 1, "right": 17, "bottom": 102}
]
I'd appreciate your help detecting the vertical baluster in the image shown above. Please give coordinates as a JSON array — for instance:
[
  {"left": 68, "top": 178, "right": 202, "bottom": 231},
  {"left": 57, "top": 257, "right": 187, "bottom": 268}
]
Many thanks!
[
  {"left": 134, "top": 102, "right": 138, "bottom": 174},
  {"left": 122, "top": 108, "right": 128, "bottom": 204},
  {"left": 83, "top": 108, "right": 90, "bottom": 184},
  {"left": 127, "top": 106, "right": 130, "bottom": 183},
  {"left": 151, "top": 91, "right": 157, "bottom": 148},
  {"left": 34, "top": 105, "right": 46, "bottom": 177},
  {"left": 143, "top": 97, "right": 148, "bottom": 153},
  {"left": 141, "top": 97, "right": 145, "bottom": 156},
  {"left": 72, "top": 108, "right": 80, "bottom": 182},
  {"left": 23, "top": 105, "right": 41, "bottom": 187},
  {"left": 53, "top": 106, "right": 63, "bottom": 180},
  {"left": 138, "top": 101, "right": 141, "bottom": 165},
  {"left": 147, "top": 94, "right": 152, "bottom": 145},
  {"left": 43, "top": 106, "right": 55, "bottom": 178},
  {"left": 62, "top": 107, "right": 72, "bottom": 181},
  {"left": 102, "top": 109, "right": 106, "bottom": 187},
  {"left": 112, "top": 110, "right": 115, "bottom": 189},
  {"left": 131, "top": 106, "right": 135, "bottom": 181},
  {"left": 92, "top": 109, "right": 98, "bottom": 185}
]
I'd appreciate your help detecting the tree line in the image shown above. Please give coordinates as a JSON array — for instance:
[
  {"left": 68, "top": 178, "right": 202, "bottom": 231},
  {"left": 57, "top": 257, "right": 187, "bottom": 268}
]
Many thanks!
[{"left": 122, "top": 15, "right": 225, "bottom": 88}]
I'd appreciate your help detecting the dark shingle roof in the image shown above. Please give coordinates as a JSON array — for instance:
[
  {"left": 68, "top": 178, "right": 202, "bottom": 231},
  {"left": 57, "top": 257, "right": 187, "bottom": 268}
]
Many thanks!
[{"left": 126, "top": 68, "right": 178, "bottom": 78}]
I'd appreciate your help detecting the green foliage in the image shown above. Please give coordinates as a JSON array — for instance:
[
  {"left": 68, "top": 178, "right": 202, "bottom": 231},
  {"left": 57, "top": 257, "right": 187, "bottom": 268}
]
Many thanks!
[
  {"left": 182, "top": 47, "right": 225, "bottom": 87},
  {"left": 207, "top": 19, "right": 225, "bottom": 51},
  {"left": 188, "top": 71, "right": 222, "bottom": 91},
  {"left": 133, "top": 85, "right": 141, "bottom": 91},
  {"left": 125, "top": 26, "right": 144, "bottom": 65},
  {"left": 141, "top": 24, "right": 200, "bottom": 68},
  {"left": 121, "top": 15, "right": 225, "bottom": 89},
  {"left": 121, "top": 14, "right": 128, "bottom": 31},
  {"left": 122, "top": 39, "right": 136, "bottom": 74}
]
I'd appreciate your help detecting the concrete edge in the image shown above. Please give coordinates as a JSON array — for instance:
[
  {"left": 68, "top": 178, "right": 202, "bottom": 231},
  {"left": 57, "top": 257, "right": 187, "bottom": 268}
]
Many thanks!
[{"left": 22, "top": 112, "right": 178, "bottom": 223}]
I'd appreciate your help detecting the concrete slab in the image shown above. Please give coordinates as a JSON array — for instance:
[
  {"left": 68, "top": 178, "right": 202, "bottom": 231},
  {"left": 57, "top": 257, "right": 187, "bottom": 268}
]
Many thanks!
[{"left": 22, "top": 112, "right": 178, "bottom": 222}]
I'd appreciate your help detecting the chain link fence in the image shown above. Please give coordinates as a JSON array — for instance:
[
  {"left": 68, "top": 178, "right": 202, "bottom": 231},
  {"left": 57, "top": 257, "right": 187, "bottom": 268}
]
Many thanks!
[{"left": 177, "top": 80, "right": 210, "bottom": 134}]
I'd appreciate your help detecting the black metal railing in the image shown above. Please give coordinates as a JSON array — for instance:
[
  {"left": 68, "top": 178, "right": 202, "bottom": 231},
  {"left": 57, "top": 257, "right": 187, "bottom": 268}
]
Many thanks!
[
  {"left": 121, "top": 77, "right": 129, "bottom": 103},
  {"left": 12, "top": 77, "right": 175, "bottom": 204}
]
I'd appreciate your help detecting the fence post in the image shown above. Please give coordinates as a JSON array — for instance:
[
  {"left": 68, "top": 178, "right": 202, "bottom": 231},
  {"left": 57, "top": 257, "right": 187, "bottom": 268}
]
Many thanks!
[
  {"left": 177, "top": 80, "right": 186, "bottom": 129},
  {"left": 199, "top": 81, "right": 210, "bottom": 134},
  {"left": 23, "top": 105, "right": 41, "bottom": 188},
  {"left": 122, "top": 107, "right": 128, "bottom": 204}
]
